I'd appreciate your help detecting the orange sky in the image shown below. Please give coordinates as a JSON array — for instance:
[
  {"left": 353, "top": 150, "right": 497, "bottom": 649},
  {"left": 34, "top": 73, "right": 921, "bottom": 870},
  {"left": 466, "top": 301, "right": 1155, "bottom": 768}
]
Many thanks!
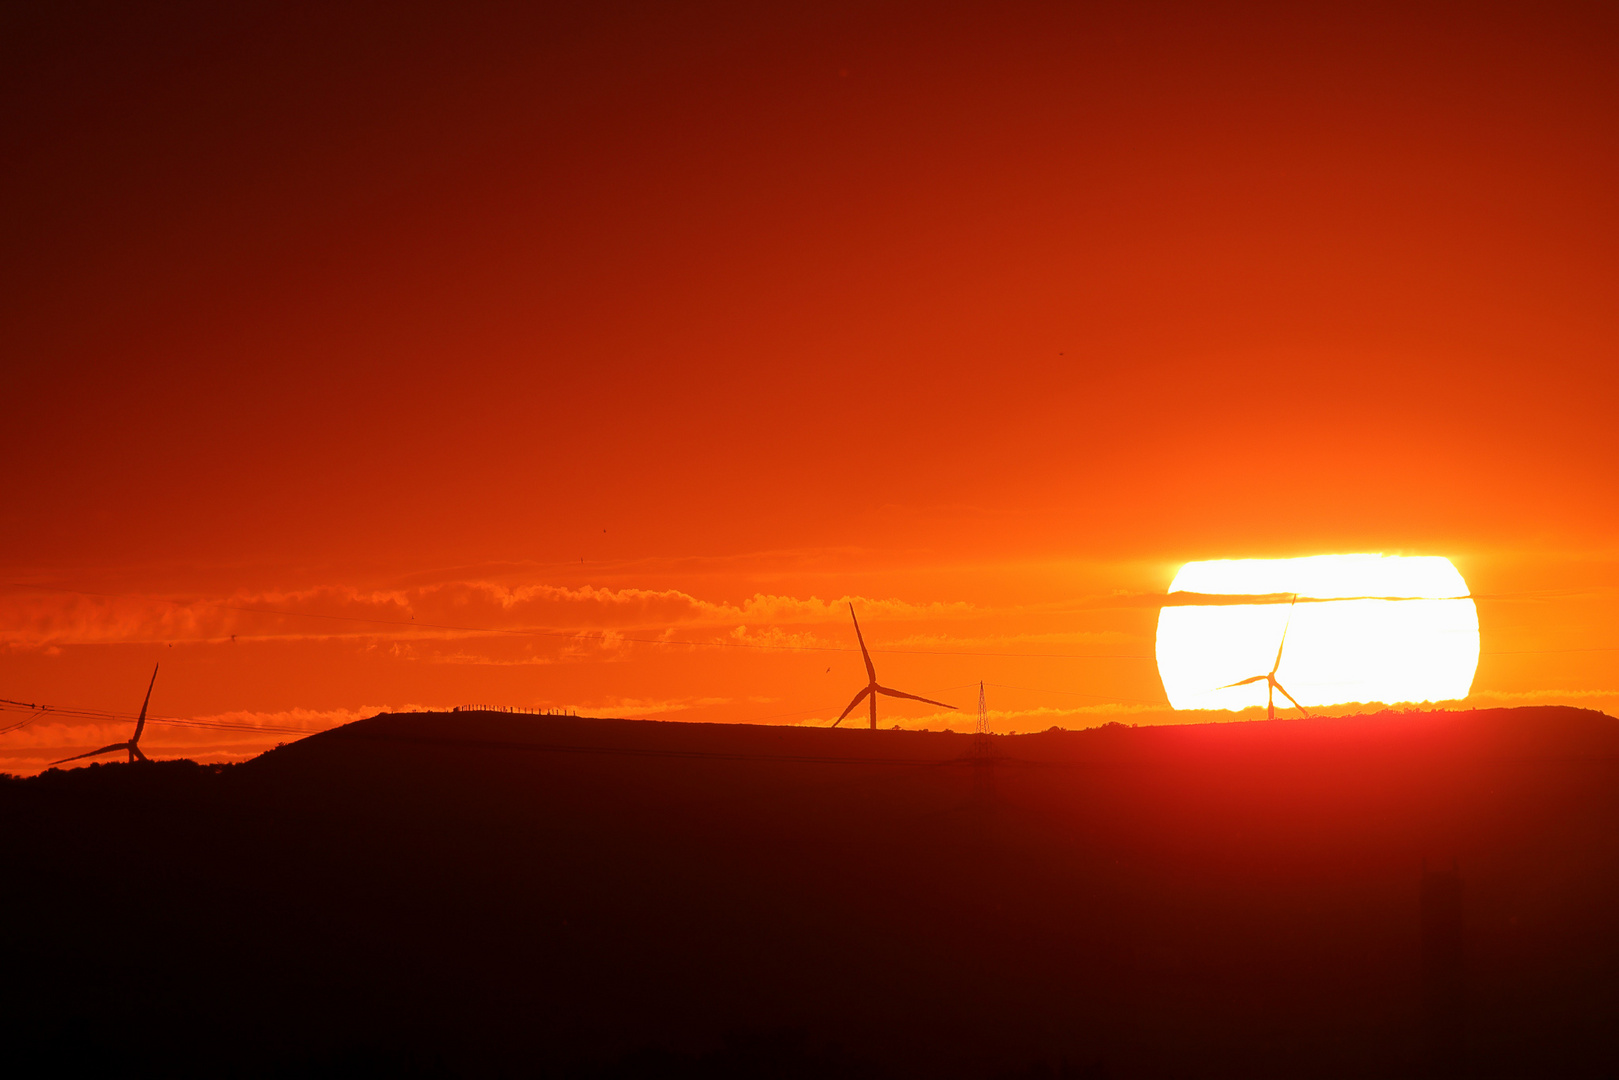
[{"left": 3, "top": 1, "right": 1617, "bottom": 772}]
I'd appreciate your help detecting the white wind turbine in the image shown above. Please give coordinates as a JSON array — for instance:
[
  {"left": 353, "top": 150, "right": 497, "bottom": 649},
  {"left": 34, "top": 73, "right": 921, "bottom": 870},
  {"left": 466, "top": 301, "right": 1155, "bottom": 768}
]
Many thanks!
[
  {"left": 51, "top": 664, "right": 159, "bottom": 766},
  {"left": 1218, "top": 598, "right": 1309, "bottom": 721},
  {"left": 832, "top": 604, "right": 956, "bottom": 729}
]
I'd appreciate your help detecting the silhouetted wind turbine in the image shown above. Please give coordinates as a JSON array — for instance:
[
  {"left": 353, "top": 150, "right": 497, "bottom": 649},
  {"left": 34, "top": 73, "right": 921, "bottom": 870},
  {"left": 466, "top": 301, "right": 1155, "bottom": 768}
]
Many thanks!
[
  {"left": 1219, "top": 598, "right": 1309, "bottom": 721},
  {"left": 51, "top": 663, "right": 158, "bottom": 766},
  {"left": 832, "top": 604, "right": 955, "bottom": 729}
]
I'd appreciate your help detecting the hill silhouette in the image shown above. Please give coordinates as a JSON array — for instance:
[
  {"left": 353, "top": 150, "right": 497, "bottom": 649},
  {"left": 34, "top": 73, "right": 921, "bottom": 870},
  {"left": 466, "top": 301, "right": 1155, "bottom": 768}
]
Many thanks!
[{"left": 4, "top": 706, "right": 1618, "bottom": 1078}]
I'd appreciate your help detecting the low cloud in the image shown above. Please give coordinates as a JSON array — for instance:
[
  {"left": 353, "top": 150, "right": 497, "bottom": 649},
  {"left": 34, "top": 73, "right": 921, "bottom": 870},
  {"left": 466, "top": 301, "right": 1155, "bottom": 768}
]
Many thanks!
[
  {"left": 581, "top": 696, "right": 734, "bottom": 716},
  {"left": 1467, "top": 688, "right": 1619, "bottom": 704},
  {"left": 0, "top": 582, "right": 980, "bottom": 651},
  {"left": 0, "top": 705, "right": 402, "bottom": 776},
  {"left": 885, "top": 630, "right": 1134, "bottom": 649}
]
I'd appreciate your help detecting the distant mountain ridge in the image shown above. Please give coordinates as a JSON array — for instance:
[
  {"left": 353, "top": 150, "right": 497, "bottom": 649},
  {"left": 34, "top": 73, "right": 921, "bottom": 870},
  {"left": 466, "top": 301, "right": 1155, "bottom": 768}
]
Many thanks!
[{"left": 5, "top": 705, "right": 1617, "bottom": 1078}]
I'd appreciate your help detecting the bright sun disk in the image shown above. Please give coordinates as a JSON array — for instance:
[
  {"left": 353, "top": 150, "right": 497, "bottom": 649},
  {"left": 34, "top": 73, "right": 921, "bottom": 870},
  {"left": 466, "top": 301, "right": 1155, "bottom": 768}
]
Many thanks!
[{"left": 1155, "top": 554, "right": 1479, "bottom": 712}]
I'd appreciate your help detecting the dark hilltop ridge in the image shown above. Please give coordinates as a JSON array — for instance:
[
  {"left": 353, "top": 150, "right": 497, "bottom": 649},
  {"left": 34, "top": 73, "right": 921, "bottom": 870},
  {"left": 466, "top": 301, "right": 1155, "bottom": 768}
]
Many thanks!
[{"left": 6, "top": 706, "right": 1619, "bottom": 1079}]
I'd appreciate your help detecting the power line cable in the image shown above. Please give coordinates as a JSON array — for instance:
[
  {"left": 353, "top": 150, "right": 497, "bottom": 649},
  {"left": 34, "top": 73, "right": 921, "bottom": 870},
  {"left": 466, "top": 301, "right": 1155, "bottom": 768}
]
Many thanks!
[
  {"left": 0, "top": 710, "right": 45, "bottom": 735},
  {"left": 730, "top": 682, "right": 981, "bottom": 726},
  {"left": 0, "top": 698, "right": 314, "bottom": 736},
  {"left": 984, "top": 681, "right": 1168, "bottom": 706}
]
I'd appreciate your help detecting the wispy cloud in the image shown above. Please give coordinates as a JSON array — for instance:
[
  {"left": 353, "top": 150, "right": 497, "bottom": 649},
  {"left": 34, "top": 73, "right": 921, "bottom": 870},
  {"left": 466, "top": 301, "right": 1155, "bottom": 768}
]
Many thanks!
[
  {"left": 0, "top": 582, "right": 982, "bottom": 649},
  {"left": 885, "top": 630, "right": 1133, "bottom": 648}
]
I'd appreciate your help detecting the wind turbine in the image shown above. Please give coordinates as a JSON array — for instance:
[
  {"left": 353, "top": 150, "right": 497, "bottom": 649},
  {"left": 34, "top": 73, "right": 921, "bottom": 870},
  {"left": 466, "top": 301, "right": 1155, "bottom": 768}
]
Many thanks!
[
  {"left": 51, "top": 664, "right": 158, "bottom": 766},
  {"left": 832, "top": 604, "right": 956, "bottom": 729},
  {"left": 1219, "top": 598, "right": 1309, "bottom": 721}
]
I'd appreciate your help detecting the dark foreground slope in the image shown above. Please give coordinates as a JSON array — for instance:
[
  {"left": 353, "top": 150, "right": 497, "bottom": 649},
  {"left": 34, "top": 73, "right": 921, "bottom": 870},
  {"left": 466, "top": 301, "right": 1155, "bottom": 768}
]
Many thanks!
[{"left": 5, "top": 707, "right": 1619, "bottom": 1079}]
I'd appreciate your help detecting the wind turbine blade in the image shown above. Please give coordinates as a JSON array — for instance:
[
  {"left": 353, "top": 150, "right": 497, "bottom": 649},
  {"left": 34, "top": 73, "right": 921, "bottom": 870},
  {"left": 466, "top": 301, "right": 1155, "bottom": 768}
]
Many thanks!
[
  {"left": 1218, "top": 675, "right": 1269, "bottom": 689},
  {"left": 130, "top": 744, "right": 149, "bottom": 762},
  {"left": 1273, "top": 681, "right": 1309, "bottom": 717},
  {"left": 133, "top": 662, "right": 159, "bottom": 745},
  {"left": 874, "top": 685, "right": 956, "bottom": 710},
  {"left": 49, "top": 742, "right": 130, "bottom": 766},
  {"left": 833, "top": 686, "right": 872, "bottom": 725},
  {"left": 1271, "top": 596, "right": 1297, "bottom": 676},
  {"left": 849, "top": 604, "right": 876, "bottom": 684}
]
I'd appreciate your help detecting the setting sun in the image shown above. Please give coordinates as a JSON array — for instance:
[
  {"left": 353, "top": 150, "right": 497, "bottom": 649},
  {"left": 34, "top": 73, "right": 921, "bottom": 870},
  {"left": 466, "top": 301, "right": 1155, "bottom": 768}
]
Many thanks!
[{"left": 1155, "top": 555, "right": 1480, "bottom": 712}]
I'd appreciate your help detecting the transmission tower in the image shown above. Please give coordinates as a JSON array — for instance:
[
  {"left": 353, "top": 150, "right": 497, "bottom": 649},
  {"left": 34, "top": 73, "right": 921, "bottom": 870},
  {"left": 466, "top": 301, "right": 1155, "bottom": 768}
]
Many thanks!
[
  {"left": 972, "top": 681, "right": 992, "bottom": 760},
  {"left": 969, "top": 680, "right": 997, "bottom": 805}
]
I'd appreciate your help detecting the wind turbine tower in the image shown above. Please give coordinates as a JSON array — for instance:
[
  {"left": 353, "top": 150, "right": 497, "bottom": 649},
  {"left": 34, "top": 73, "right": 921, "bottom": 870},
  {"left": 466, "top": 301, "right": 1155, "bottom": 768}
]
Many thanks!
[
  {"left": 832, "top": 604, "right": 956, "bottom": 729},
  {"left": 51, "top": 663, "right": 159, "bottom": 766}
]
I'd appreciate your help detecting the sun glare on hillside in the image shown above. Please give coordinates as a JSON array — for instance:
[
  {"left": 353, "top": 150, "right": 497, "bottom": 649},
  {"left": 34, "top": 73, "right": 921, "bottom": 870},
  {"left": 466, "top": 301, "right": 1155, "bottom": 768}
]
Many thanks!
[{"left": 1155, "top": 554, "right": 1479, "bottom": 712}]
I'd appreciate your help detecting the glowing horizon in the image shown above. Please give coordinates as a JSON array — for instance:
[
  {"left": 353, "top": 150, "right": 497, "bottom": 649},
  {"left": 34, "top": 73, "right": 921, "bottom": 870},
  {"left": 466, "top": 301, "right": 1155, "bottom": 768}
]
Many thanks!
[
  {"left": 1155, "top": 555, "right": 1480, "bottom": 712},
  {"left": 4, "top": 5, "right": 1614, "bottom": 769}
]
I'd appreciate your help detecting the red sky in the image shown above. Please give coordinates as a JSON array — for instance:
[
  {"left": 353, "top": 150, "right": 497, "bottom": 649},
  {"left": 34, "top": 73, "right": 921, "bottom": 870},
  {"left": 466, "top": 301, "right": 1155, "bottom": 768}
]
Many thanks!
[{"left": 4, "top": 1, "right": 1617, "bottom": 771}]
